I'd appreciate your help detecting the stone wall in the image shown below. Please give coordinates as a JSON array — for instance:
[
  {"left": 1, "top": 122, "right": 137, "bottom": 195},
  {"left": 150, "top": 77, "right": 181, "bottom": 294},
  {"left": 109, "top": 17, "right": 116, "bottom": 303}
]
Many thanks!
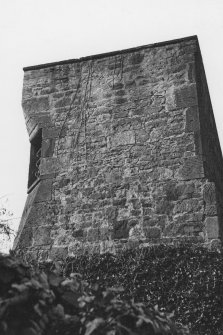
[{"left": 14, "top": 36, "right": 223, "bottom": 260}]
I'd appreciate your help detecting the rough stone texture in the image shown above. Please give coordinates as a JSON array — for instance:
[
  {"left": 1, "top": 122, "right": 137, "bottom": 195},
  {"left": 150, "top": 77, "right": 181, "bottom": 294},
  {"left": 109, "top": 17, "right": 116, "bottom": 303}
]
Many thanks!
[
  {"left": 205, "top": 217, "right": 219, "bottom": 239},
  {"left": 14, "top": 36, "right": 223, "bottom": 260}
]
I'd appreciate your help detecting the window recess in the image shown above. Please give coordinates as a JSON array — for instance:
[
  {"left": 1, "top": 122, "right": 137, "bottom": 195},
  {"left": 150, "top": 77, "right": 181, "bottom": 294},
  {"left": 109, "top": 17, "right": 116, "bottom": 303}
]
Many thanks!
[{"left": 28, "top": 128, "right": 42, "bottom": 192}]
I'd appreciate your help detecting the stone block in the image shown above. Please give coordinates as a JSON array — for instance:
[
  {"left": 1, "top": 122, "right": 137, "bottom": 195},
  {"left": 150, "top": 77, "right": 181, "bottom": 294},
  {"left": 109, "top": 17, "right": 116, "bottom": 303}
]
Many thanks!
[
  {"left": 34, "top": 179, "right": 53, "bottom": 203},
  {"left": 87, "top": 228, "right": 99, "bottom": 242},
  {"left": 183, "top": 224, "right": 195, "bottom": 235},
  {"left": 156, "top": 199, "right": 174, "bottom": 215},
  {"left": 185, "top": 107, "right": 200, "bottom": 132},
  {"left": 181, "top": 182, "right": 195, "bottom": 198},
  {"left": 203, "top": 182, "right": 216, "bottom": 205},
  {"left": 129, "top": 224, "right": 142, "bottom": 239},
  {"left": 112, "top": 130, "right": 135, "bottom": 147},
  {"left": 49, "top": 247, "right": 68, "bottom": 260},
  {"left": 33, "top": 226, "right": 52, "bottom": 246},
  {"left": 42, "top": 139, "right": 55, "bottom": 157},
  {"left": 25, "top": 203, "right": 50, "bottom": 227},
  {"left": 179, "top": 156, "right": 204, "bottom": 180},
  {"left": 115, "top": 97, "right": 127, "bottom": 105},
  {"left": 173, "top": 198, "right": 200, "bottom": 214},
  {"left": 113, "top": 220, "right": 129, "bottom": 239},
  {"left": 26, "top": 117, "right": 38, "bottom": 136},
  {"left": 187, "top": 62, "right": 196, "bottom": 83},
  {"left": 144, "top": 227, "right": 161, "bottom": 239},
  {"left": 40, "top": 157, "right": 60, "bottom": 174},
  {"left": 72, "top": 229, "right": 84, "bottom": 239},
  {"left": 174, "top": 84, "right": 198, "bottom": 108},
  {"left": 99, "top": 240, "right": 116, "bottom": 254},
  {"left": 105, "top": 206, "right": 117, "bottom": 222},
  {"left": 42, "top": 127, "right": 61, "bottom": 139},
  {"left": 54, "top": 97, "right": 71, "bottom": 108},
  {"left": 68, "top": 241, "right": 83, "bottom": 256},
  {"left": 205, "top": 205, "right": 217, "bottom": 216},
  {"left": 194, "top": 131, "right": 202, "bottom": 155},
  {"left": 99, "top": 226, "right": 109, "bottom": 240},
  {"left": 205, "top": 239, "right": 222, "bottom": 251},
  {"left": 14, "top": 228, "right": 33, "bottom": 248},
  {"left": 156, "top": 215, "right": 168, "bottom": 229},
  {"left": 165, "top": 181, "right": 181, "bottom": 201},
  {"left": 205, "top": 216, "right": 219, "bottom": 239},
  {"left": 38, "top": 114, "right": 51, "bottom": 125},
  {"left": 23, "top": 96, "right": 49, "bottom": 114},
  {"left": 130, "top": 52, "right": 144, "bottom": 65},
  {"left": 83, "top": 242, "right": 100, "bottom": 254},
  {"left": 111, "top": 82, "right": 123, "bottom": 90}
]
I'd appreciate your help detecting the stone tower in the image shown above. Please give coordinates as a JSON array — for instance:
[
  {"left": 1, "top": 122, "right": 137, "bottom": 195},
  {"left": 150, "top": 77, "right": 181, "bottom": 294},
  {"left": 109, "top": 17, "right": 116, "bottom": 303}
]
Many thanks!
[{"left": 14, "top": 36, "right": 223, "bottom": 260}]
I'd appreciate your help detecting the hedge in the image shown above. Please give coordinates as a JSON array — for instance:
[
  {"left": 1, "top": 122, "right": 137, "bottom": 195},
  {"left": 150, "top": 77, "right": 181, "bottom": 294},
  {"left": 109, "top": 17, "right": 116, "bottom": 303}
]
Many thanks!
[
  {"left": 0, "top": 252, "right": 189, "bottom": 335},
  {"left": 61, "top": 244, "right": 223, "bottom": 335}
]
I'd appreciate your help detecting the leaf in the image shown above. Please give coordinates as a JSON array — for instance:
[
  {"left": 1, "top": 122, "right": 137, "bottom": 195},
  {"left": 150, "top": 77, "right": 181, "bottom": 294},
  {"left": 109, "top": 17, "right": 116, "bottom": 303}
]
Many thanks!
[
  {"left": 34, "top": 303, "right": 43, "bottom": 317},
  {"left": 48, "top": 272, "right": 63, "bottom": 287},
  {"left": 38, "top": 272, "right": 49, "bottom": 289},
  {"left": 85, "top": 318, "right": 105, "bottom": 335},
  {"left": 11, "top": 283, "right": 28, "bottom": 293},
  {"left": 70, "top": 272, "right": 82, "bottom": 279},
  {"left": 30, "top": 279, "right": 43, "bottom": 289},
  {"left": 54, "top": 303, "right": 65, "bottom": 317}
]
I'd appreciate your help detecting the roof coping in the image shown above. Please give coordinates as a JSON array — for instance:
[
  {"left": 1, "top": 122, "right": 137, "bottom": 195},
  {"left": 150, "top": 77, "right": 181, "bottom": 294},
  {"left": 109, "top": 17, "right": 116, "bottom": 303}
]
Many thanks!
[{"left": 23, "top": 35, "right": 198, "bottom": 72}]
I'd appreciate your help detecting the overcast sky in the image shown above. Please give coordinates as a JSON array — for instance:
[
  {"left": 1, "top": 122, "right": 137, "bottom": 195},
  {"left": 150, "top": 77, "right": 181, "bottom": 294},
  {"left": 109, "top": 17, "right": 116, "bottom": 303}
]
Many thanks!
[{"left": 0, "top": 0, "right": 223, "bottom": 232}]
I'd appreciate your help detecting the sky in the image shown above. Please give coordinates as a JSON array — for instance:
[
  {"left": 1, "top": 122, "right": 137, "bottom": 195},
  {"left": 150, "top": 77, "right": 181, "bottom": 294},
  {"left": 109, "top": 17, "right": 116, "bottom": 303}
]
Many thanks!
[{"left": 0, "top": 0, "right": 223, "bottom": 245}]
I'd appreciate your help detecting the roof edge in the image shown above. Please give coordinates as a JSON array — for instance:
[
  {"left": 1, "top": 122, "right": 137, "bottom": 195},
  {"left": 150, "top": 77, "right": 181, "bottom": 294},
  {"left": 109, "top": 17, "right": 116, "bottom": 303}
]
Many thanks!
[{"left": 23, "top": 35, "right": 198, "bottom": 72}]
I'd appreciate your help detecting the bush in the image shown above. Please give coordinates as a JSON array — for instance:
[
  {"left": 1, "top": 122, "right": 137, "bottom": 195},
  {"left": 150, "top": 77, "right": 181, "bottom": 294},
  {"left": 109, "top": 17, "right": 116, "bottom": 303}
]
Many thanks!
[
  {"left": 0, "top": 253, "right": 189, "bottom": 335},
  {"left": 63, "top": 244, "right": 223, "bottom": 335}
]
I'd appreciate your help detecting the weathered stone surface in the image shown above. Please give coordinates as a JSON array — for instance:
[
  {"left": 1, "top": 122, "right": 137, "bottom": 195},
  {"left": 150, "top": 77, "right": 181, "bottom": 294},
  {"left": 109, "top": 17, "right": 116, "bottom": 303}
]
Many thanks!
[
  {"left": 174, "top": 84, "right": 198, "bottom": 108},
  {"left": 113, "top": 220, "right": 129, "bottom": 239},
  {"left": 179, "top": 156, "right": 204, "bottom": 180},
  {"left": 42, "top": 139, "right": 55, "bottom": 157},
  {"left": 205, "top": 205, "right": 217, "bottom": 216},
  {"left": 14, "top": 36, "right": 223, "bottom": 258},
  {"left": 15, "top": 228, "right": 33, "bottom": 248},
  {"left": 111, "top": 130, "right": 135, "bottom": 147},
  {"left": 144, "top": 227, "right": 161, "bottom": 239},
  {"left": 173, "top": 198, "right": 201, "bottom": 214},
  {"left": 185, "top": 107, "right": 200, "bottom": 132},
  {"left": 48, "top": 246, "right": 68, "bottom": 260},
  {"left": 203, "top": 182, "right": 216, "bottom": 205},
  {"left": 34, "top": 179, "right": 53, "bottom": 203},
  {"left": 42, "top": 127, "right": 61, "bottom": 139},
  {"left": 205, "top": 217, "right": 219, "bottom": 239},
  {"left": 40, "top": 158, "right": 59, "bottom": 175},
  {"left": 22, "top": 96, "right": 49, "bottom": 114},
  {"left": 33, "top": 226, "right": 52, "bottom": 246}
]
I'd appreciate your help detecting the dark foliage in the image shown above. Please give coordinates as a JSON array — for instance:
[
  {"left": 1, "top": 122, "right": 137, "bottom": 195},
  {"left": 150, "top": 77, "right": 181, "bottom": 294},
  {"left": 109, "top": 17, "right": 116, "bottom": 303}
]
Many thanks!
[
  {"left": 0, "top": 253, "right": 189, "bottom": 335},
  {"left": 63, "top": 244, "right": 223, "bottom": 335}
]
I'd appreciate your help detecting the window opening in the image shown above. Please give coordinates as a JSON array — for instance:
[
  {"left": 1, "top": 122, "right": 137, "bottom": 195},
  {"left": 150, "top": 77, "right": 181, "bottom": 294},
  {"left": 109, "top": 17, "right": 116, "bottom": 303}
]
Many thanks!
[{"left": 28, "top": 129, "right": 42, "bottom": 190}]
